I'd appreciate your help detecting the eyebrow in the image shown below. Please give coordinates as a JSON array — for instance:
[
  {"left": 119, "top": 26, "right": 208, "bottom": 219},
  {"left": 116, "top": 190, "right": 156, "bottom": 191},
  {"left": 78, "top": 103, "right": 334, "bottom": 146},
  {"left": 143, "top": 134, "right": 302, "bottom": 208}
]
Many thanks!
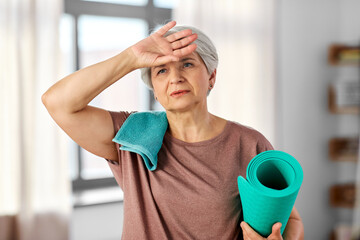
[
  {"left": 152, "top": 64, "right": 166, "bottom": 71},
  {"left": 180, "top": 57, "right": 196, "bottom": 62},
  {"left": 152, "top": 57, "right": 196, "bottom": 72}
]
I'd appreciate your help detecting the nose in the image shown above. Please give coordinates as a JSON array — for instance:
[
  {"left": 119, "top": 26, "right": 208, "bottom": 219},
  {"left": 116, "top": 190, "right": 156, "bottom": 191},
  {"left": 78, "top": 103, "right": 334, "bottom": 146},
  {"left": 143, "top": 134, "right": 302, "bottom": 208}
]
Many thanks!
[{"left": 169, "top": 67, "right": 184, "bottom": 84}]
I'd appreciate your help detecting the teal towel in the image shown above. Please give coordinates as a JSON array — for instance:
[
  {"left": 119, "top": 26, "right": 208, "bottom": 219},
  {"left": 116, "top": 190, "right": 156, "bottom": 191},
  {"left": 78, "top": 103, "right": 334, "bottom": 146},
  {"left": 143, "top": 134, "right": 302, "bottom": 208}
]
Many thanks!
[
  {"left": 237, "top": 150, "right": 303, "bottom": 237},
  {"left": 112, "top": 111, "right": 168, "bottom": 171}
]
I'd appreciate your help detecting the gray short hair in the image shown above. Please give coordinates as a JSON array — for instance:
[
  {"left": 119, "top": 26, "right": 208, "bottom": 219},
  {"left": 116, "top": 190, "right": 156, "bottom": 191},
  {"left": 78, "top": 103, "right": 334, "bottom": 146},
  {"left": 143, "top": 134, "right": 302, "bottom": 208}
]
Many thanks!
[{"left": 140, "top": 25, "right": 218, "bottom": 95}]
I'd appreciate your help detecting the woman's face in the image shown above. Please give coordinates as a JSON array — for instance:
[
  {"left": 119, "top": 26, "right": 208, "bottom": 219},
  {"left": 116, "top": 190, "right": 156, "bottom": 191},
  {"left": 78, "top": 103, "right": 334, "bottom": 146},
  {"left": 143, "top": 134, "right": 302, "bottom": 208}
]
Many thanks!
[{"left": 151, "top": 52, "right": 215, "bottom": 112}]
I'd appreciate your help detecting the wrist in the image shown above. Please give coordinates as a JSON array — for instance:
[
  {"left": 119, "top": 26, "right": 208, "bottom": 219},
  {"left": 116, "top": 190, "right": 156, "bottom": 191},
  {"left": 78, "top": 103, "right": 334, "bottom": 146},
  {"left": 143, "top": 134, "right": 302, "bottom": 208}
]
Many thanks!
[
  {"left": 109, "top": 48, "right": 137, "bottom": 78},
  {"left": 121, "top": 47, "right": 141, "bottom": 71}
]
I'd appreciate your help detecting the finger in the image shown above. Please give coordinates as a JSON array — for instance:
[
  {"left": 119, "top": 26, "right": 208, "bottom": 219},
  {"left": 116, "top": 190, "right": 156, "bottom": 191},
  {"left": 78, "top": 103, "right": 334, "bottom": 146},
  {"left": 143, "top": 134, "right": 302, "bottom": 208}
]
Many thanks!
[
  {"left": 240, "top": 221, "right": 265, "bottom": 240},
  {"left": 166, "top": 29, "right": 193, "bottom": 43},
  {"left": 242, "top": 229, "right": 250, "bottom": 240},
  {"left": 156, "top": 21, "right": 176, "bottom": 36},
  {"left": 240, "top": 222, "right": 250, "bottom": 240},
  {"left": 171, "top": 33, "right": 198, "bottom": 50},
  {"left": 173, "top": 43, "right": 197, "bottom": 57},
  {"left": 267, "top": 222, "right": 283, "bottom": 240},
  {"left": 272, "top": 222, "right": 282, "bottom": 234}
]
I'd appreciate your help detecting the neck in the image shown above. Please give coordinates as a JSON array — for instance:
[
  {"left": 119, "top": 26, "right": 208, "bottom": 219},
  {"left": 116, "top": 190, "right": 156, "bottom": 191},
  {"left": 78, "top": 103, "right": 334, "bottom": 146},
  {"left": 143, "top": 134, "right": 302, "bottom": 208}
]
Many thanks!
[{"left": 166, "top": 106, "right": 217, "bottom": 143}]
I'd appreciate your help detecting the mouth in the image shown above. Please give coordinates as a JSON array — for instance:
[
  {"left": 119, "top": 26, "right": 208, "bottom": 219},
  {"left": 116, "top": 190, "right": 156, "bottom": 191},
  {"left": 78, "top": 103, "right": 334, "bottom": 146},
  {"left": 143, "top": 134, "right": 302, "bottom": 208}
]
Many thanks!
[{"left": 170, "top": 90, "right": 190, "bottom": 97}]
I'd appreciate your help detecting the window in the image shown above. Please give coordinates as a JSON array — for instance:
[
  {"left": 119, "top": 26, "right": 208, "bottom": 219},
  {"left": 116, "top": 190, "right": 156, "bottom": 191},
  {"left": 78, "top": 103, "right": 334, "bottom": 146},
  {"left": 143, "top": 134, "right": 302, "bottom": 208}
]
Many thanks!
[{"left": 62, "top": 0, "right": 173, "bottom": 195}]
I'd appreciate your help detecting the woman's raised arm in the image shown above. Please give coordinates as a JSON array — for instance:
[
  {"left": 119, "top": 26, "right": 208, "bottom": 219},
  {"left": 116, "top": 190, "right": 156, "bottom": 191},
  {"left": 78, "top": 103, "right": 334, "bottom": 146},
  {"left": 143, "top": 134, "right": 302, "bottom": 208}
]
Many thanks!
[{"left": 41, "top": 21, "right": 197, "bottom": 161}]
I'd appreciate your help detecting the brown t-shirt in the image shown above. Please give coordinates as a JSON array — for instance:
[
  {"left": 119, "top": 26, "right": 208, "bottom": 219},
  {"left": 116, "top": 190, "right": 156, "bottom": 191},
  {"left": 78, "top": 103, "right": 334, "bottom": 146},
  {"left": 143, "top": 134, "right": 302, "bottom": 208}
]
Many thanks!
[{"left": 106, "top": 111, "right": 273, "bottom": 240}]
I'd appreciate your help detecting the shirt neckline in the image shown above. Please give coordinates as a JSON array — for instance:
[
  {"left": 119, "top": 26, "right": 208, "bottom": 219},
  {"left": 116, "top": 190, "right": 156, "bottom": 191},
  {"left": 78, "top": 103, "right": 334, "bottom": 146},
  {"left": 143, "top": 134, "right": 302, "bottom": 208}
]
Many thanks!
[{"left": 163, "top": 120, "right": 231, "bottom": 146}]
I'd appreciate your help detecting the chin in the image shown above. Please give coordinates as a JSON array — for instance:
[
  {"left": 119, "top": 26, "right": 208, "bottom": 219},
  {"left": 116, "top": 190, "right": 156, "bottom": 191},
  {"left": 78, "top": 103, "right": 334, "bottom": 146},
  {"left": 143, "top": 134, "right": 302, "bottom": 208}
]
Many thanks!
[{"left": 167, "top": 102, "right": 201, "bottom": 113}]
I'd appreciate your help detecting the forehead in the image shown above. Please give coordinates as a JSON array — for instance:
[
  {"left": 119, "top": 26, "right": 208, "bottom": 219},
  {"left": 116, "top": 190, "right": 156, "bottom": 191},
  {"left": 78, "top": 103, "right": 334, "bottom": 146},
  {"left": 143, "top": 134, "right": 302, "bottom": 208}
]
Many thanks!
[{"left": 183, "top": 51, "right": 202, "bottom": 61}]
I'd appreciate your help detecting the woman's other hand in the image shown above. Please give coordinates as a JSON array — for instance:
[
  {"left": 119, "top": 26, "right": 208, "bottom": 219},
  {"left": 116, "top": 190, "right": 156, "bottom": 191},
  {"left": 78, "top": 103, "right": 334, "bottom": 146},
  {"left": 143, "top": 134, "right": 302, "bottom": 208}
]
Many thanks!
[
  {"left": 129, "top": 20, "right": 198, "bottom": 69},
  {"left": 240, "top": 221, "right": 283, "bottom": 240}
]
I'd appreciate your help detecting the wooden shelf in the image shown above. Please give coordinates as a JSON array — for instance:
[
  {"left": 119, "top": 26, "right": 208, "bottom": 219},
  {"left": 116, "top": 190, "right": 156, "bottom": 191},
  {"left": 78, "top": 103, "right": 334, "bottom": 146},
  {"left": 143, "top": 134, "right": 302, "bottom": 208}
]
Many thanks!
[
  {"left": 328, "top": 42, "right": 360, "bottom": 238},
  {"left": 328, "top": 44, "right": 360, "bottom": 66},
  {"left": 329, "top": 183, "right": 356, "bottom": 208},
  {"left": 329, "top": 137, "right": 359, "bottom": 162}
]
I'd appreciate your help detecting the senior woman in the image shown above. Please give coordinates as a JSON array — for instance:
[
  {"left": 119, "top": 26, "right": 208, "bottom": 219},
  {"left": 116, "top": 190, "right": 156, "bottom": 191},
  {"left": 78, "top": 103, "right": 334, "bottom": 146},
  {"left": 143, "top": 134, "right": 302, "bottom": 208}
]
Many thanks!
[{"left": 42, "top": 21, "right": 304, "bottom": 239}]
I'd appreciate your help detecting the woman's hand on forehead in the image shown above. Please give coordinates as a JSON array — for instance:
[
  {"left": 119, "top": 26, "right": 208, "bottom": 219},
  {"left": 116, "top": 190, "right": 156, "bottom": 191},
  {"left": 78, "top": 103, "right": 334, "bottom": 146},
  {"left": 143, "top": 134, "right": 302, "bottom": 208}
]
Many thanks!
[{"left": 129, "top": 21, "right": 198, "bottom": 69}]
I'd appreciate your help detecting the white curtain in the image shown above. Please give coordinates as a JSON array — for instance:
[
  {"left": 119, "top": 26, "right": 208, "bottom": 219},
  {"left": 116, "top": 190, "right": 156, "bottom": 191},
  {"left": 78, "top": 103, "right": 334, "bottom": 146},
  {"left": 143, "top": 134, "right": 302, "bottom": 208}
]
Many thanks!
[
  {"left": 173, "top": 0, "right": 276, "bottom": 145},
  {"left": 0, "top": 0, "right": 71, "bottom": 239}
]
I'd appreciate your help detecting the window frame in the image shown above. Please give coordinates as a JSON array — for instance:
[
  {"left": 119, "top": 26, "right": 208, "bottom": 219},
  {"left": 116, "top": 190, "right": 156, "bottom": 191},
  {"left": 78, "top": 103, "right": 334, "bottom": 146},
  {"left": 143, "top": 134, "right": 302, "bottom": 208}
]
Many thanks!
[{"left": 64, "top": 0, "right": 171, "bottom": 192}]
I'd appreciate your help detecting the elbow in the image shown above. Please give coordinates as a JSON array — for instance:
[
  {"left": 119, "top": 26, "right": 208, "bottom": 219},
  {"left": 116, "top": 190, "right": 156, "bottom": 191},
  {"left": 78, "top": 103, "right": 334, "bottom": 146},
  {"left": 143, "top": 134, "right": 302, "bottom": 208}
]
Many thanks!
[
  {"left": 41, "top": 90, "right": 59, "bottom": 113},
  {"left": 41, "top": 90, "right": 79, "bottom": 114},
  {"left": 41, "top": 91, "right": 52, "bottom": 109},
  {"left": 41, "top": 92, "right": 48, "bottom": 106}
]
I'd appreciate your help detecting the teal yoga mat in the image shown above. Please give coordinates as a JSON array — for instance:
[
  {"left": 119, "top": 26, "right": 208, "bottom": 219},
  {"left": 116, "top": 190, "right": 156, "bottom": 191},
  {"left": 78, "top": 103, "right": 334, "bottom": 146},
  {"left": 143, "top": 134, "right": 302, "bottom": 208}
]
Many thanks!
[{"left": 237, "top": 150, "right": 303, "bottom": 237}]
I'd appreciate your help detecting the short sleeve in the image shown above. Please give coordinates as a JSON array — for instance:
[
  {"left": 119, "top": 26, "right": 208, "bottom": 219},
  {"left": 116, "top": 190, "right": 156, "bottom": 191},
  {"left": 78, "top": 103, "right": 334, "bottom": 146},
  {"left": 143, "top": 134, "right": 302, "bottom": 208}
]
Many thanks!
[
  {"left": 256, "top": 133, "right": 274, "bottom": 154},
  {"left": 104, "top": 110, "right": 137, "bottom": 190},
  {"left": 104, "top": 110, "right": 136, "bottom": 166}
]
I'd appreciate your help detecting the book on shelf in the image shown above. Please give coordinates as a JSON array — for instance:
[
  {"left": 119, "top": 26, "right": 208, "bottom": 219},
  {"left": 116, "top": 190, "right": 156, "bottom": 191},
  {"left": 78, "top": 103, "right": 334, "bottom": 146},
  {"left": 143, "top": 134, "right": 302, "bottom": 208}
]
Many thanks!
[
  {"left": 329, "top": 44, "right": 360, "bottom": 65},
  {"left": 328, "top": 81, "right": 360, "bottom": 114},
  {"left": 339, "top": 48, "right": 360, "bottom": 64},
  {"left": 330, "top": 224, "right": 353, "bottom": 240},
  {"left": 329, "top": 137, "right": 359, "bottom": 162}
]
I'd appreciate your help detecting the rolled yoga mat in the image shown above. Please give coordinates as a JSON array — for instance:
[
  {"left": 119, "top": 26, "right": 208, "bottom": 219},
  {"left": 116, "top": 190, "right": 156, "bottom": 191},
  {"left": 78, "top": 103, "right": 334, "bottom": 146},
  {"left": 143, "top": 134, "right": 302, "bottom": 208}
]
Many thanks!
[{"left": 237, "top": 150, "right": 303, "bottom": 237}]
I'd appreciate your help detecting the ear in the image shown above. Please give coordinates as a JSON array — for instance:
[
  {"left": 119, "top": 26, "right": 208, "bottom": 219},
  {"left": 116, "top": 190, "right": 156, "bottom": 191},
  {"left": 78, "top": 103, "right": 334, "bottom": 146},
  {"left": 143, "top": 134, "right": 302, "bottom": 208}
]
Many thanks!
[{"left": 209, "top": 69, "right": 217, "bottom": 89}]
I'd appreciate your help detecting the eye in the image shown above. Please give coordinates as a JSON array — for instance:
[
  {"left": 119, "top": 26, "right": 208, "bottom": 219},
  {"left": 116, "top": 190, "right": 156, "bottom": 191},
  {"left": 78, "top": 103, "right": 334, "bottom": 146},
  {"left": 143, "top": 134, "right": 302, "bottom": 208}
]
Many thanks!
[
  {"left": 157, "top": 68, "right": 167, "bottom": 75},
  {"left": 183, "top": 62, "right": 193, "bottom": 68}
]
